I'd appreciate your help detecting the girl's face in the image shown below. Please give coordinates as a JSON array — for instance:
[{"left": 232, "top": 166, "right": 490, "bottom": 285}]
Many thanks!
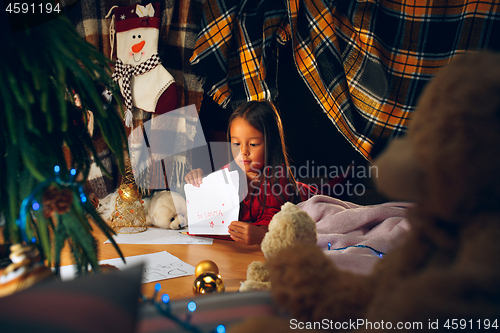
[{"left": 230, "top": 117, "right": 265, "bottom": 179}]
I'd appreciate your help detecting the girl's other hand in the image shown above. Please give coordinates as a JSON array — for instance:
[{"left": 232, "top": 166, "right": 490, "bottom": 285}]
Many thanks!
[
  {"left": 185, "top": 168, "right": 204, "bottom": 187},
  {"left": 228, "top": 221, "right": 268, "bottom": 245}
]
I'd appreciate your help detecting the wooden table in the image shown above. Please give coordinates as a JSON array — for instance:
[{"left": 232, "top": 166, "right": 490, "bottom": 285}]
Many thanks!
[{"left": 60, "top": 228, "right": 265, "bottom": 300}]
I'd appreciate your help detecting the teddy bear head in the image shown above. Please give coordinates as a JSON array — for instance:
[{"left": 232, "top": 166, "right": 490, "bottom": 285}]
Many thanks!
[
  {"left": 261, "top": 202, "right": 317, "bottom": 259},
  {"left": 374, "top": 51, "right": 500, "bottom": 222}
]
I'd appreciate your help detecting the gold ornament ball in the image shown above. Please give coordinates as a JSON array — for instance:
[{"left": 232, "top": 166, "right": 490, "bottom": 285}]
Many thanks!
[
  {"left": 193, "top": 272, "right": 225, "bottom": 294},
  {"left": 195, "top": 260, "right": 219, "bottom": 277},
  {"left": 118, "top": 183, "right": 141, "bottom": 203}
]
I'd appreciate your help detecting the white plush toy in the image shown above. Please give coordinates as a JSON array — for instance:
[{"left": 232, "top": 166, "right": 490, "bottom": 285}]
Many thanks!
[
  {"left": 98, "top": 190, "right": 187, "bottom": 230},
  {"left": 239, "top": 202, "right": 317, "bottom": 291},
  {"left": 146, "top": 190, "right": 187, "bottom": 229}
]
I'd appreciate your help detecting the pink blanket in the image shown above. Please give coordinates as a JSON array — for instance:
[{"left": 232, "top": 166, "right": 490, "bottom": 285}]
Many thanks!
[{"left": 297, "top": 195, "right": 412, "bottom": 275}]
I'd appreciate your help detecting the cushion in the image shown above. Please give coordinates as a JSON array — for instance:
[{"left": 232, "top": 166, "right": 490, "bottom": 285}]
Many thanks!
[{"left": 0, "top": 264, "right": 143, "bottom": 333}]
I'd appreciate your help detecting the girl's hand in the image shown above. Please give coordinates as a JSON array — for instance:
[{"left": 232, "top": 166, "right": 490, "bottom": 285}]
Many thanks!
[
  {"left": 184, "top": 168, "right": 204, "bottom": 187},
  {"left": 228, "top": 221, "right": 268, "bottom": 245}
]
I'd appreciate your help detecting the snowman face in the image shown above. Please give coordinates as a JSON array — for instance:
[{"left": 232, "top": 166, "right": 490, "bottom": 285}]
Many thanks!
[{"left": 116, "top": 27, "right": 159, "bottom": 65}]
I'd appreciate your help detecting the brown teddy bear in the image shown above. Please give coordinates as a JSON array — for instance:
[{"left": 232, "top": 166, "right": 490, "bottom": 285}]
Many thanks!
[{"left": 230, "top": 51, "right": 500, "bottom": 332}]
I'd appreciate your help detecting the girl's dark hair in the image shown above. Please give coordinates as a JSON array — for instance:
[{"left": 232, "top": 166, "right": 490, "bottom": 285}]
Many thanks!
[{"left": 227, "top": 101, "right": 301, "bottom": 218}]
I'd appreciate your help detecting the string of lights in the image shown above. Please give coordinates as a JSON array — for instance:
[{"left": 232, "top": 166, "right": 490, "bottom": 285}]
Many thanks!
[
  {"left": 328, "top": 242, "right": 385, "bottom": 258},
  {"left": 15, "top": 166, "right": 227, "bottom": 332},
  {"left": 17, "top": 165, "right": 88, "bottom": 244},
  {"left": 141, "top": 283, "right": 227, "bottom": 333}
]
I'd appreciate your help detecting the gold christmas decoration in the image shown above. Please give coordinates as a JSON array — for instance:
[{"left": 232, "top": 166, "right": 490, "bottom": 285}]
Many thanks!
[
  {"left": 193, "top": 260, "right": 224, "bottom": 294},
  {"left": 193, "top": 272, "right": 225, "bottom": 295},
  {"left": 194, "top": 260, "right": 219, "bottom": 277},
  {"left": 111, "top": 160, "right": 147, "bottom": 234},
  {"left": 118, "top": 183, "right": 141, "bottom": 203}
]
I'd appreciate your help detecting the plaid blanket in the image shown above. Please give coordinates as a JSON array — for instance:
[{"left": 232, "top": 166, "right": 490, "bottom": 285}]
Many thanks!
[
  {"left": 64, "top": 0, "right": 205, "bottom": 197},
  {"left": 189, "top": 0, "right": 287, "bottom": 108},
  {"left": 190, "top": 0, "right": 500, "bottom": 159}
]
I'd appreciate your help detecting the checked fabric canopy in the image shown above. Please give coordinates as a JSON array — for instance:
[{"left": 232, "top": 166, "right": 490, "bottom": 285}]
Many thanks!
[{"left": 190, "top": 0, "right": 500, "bottom": 160}]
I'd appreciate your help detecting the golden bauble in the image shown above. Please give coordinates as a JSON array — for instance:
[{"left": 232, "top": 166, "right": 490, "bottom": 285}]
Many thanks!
[
  {"left": 192, "top": 272, "right": 225, "bottom": 294},
  {"left": 118, "top": 183, "right": 141, "bottom": 203},
  {"left": 195, "top": 260, "right": 219, "bottom": 277}
]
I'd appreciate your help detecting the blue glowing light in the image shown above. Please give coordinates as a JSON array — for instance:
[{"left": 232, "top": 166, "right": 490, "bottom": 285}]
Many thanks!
[
  {"left": 54, "top": 165, "right": 60, "bottom": 173},
  {"left": 162, "top": 294, "right": 170, "bottom": 304},
  {"left": 187, "top": 301, "right": 196, "bottom": 312},
  {"left": 70, "top": 168, "right": 77, "bottom": 176},
  {"left": 216, "top": 324, "right": 226, "bottom": 333},
  {"left": 155, "top": 283, "right": 161, "bottom": 292},
  {"left": 80, "top": 195, "right": 87, "bottom": 203},
  {"left": 32, "top": 202, "right": 40, "bottom": 211},
  {"left": 31, "top": 237, "right": 36, "bottom": 243}
]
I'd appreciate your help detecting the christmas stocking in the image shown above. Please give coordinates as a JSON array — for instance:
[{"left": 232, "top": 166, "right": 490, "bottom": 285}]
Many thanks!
[{"left": 109, "top": 3, "right": 177, "bottom": 128}]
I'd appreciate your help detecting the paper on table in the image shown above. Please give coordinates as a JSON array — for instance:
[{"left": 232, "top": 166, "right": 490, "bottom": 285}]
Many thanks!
[
  {"left": 184, "top": 169, "right": 240, "bottom": 235},
  {"left": 103, "top": 227, "right": 213, "bottom": 245},
  {"left": 58, "top": 251, "right": 195, "bottom": 284}
]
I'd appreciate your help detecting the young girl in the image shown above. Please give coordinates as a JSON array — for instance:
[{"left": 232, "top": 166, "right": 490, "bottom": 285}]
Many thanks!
[{"left": 185, "top": 101, "right": 317, "bottom": 245}]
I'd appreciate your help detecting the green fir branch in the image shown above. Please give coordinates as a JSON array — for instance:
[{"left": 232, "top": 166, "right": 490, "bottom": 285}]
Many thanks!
[{"left": 1, "top": 11, "right": 128, "bottom": 276}]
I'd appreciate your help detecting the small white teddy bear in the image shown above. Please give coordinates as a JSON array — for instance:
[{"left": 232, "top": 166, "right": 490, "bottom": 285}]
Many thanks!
[
  {"left": 98, "top": 190, "right": 187, "bottom": 230},
  {"left": 239, "top": 202, "right": 317, "bottom": 291},
  {"left": 146, "top": 190, "right": 187, "bottom": 229}
]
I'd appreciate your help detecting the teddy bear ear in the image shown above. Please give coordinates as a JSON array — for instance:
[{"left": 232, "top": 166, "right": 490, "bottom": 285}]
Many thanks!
[{"left": 372, "top": 135, "right": 425, "bottom": 202}]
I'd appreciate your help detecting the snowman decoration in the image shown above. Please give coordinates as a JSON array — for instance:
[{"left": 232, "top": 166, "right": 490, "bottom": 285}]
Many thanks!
[{"left": 109, "top": 3, "right": 177, "bottom": 128}]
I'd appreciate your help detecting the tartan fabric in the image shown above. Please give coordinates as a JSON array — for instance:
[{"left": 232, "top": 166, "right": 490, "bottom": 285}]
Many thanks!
[
  {"left": 64, "top": 0, "right": 205, "bottom": 197},
  {"left": 190, "top": 0, "right": 500, "bottom": 159},
  {"left": 129, "top": 106, "right": 201, "bottom": 197},
  {"left": 190, "top": 0, "right": 287, "bottom": 108}
]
